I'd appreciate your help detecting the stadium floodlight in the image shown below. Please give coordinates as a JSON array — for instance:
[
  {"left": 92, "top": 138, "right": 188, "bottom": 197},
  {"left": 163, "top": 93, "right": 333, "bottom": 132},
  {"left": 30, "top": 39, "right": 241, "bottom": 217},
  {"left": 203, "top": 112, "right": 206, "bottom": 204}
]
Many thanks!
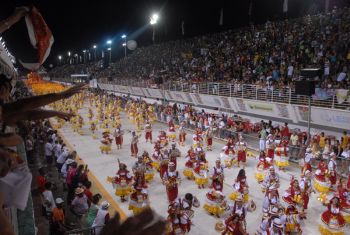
[
  {"left": 122, "top": 43, "right": 126, "bottom": 47},
  {"left": 68, "top": 51, "right": 71, "bottom": 56},
  {"left": 93, "top": 44, "right": 97, "bottom": 49},
  {"left": 107, "top": 47, "right": 111, "bottom": 51},
  {"left": 58, "top": 55, "right": 62, "bottom": 60},
  {"left": 121, "top": 34, "right": 127, "bottom": 39},
  {"left": 150, "top": 13, "right": 159, "bottom": 25},
  {"left": 82, "top": 50, "right": 86, "bottom": 53},
  {"left": 107, "top": 40, "right": 112, "bottom": 45}
]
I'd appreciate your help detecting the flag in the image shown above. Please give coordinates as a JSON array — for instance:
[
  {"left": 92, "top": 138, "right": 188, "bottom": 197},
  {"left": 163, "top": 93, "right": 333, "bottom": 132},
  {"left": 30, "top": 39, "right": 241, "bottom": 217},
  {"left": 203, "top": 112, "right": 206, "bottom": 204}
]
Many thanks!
[
  {"left": 21, "top": 7, "right": 54, "bottom": 71},
  {"left": 219, "top": 8, "right": 223, "bottom": 26},
  {"left": 181, "top": 20, "right": 185, "bottom": 36},
  {"left": 283, "top": 0, "right": 288, "bottom": 13},
  {"left": 248, "top": 0, "right": 253, "bottom": 16}
]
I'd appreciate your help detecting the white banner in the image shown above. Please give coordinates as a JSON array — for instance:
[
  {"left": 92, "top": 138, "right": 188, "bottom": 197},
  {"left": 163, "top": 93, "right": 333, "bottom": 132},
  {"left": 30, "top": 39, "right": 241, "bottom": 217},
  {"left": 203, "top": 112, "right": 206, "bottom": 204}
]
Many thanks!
[
  {"left": 295, "top": 105, "right": 350, "bottom": 130},
  {"left": 165, "top": 91, "right": 193, "bottom": 104},
  {"left": 232, "top": 98, "right": 296, "bottom": 122},
  {"left": 189, "top": 94, "right": 235, "bottom": 111},
  {"left": 117, "top": 85, "right": 130, "bottom": 94},
  {"left": 145, "top": 88, "right": 163, "bottom": 99},
  {"left": 129, "top": 87, "right": 145, "bottom": 96},
  {"left": 89, "top": 79, "right": 97, "bottom": 88}
]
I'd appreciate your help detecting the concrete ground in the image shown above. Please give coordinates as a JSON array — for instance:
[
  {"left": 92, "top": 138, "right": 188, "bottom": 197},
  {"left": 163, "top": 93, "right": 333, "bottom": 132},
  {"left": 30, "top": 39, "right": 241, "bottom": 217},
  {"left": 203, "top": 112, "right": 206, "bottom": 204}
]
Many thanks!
[{"left": 52, "top": 103, "right": 347, "bottom": 235}]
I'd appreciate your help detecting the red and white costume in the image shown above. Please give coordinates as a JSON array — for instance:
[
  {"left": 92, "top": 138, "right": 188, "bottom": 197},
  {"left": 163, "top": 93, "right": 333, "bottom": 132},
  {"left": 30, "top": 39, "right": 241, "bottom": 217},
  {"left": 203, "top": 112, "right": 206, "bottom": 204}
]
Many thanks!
[
  {"left": 235, "top": 138, "right": 247, "bottom": 165},
  {"left": 163, "top": 163, "right": 180, "bottom": 202},
  {"left": 158, "top": 131, "right": 168, "bottom": 148},
  {"left": 274, "top": 144, "right": 289, "bottom": 170},
  {"left": 203, "top": 190, "right": 227, "bottom": 217},
  {"left": 255, "top": 151, "right": 272, "bottom": 183},
  {"left": 337, "top": 183, "right": 350, "bottom": 224},
  {"left": 299, "top": 171, "right": 313, "bottom": 211},
  {"left": 192, "top": 129, "right": 203, "bottom": 149},
  {"left": 314, "top": 161, "right": 331, "bottom": 194},
  {"left": 113, "top": 127, "right": 124, "bottom": 149},
  {"left": 159, "top": 150, "right": 170, "bottom": 179},
  {"left": 144, "top": 122, "right": 153, "bottom": 143},
  {"left": 265, "top": 136, "right": 275, "bottom": 159},
  {"left": 230, "top": 175, "right": 249, "bottom": 203},
  {"left": 262, "top": 167, "right": 280, "bottom": 193},
  {"left": 205, "top": 127, "right": 213, "bottom": 151},
  {"left": 282, "top": 178, "right": 303, "bottom": 208},
  {"left": 210, "top": 162, "right": 224, "bottom": 192},
  {"left": 328, "top": 155, "right": 338, "bottom": 186},
  {"left": 100, "top": 131, "right": 113, "bottom": 154},
  {"left": 284, "top": 205, "right": 303, "bottom": 234},
  {"left": 108, "top": 165, "right": 133, "bottom": 201},
  {"left": 168, "top": 121, "right": 176, "bottom": 142},
  {"left": 174, "top": 196, "right": 200, "bottom": 234},
  {"left": 194, "top": 162, "right": 208, "bottom": 189},
  {"left": 128, "top": 185, "right": 150, "bottom": 215},
  {"left": 178, "top": 124, "right": 186, "bottom": 146},
  {"left": 319, "top": 197, "right": 346, "bottom": 235},
  {"left": 183, "top": 149, "right": 196, "bottom": 179},
  {"left": 130, "top": 132, "right": 139, "bottom": 157}
]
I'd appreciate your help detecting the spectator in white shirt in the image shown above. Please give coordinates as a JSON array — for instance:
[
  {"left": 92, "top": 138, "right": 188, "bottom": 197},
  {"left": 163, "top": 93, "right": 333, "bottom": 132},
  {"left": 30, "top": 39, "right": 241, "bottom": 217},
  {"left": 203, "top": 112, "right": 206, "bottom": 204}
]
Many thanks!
[
  {"left": 42, "top": 182, "right": 56, "bottom": 217},
  {"left": 45, "top": 139, "right": 54, "bottom": 166},
  {"left": 56, "top": 145, "right": 69, "bottom": 172}
]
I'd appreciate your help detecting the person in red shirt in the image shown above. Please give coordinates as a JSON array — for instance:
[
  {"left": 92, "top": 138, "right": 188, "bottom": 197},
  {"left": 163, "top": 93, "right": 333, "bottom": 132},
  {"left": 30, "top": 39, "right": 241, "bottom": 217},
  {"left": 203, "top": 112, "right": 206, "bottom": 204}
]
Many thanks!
[
  {"left": 36, "top": 167, "right": 47, "bottom": 193},
  {"left": 281, "top": 123, "right": 290, "bottom": 140},
  {"left": 84, "top": 181, "right": 93, "bottom": 205}
]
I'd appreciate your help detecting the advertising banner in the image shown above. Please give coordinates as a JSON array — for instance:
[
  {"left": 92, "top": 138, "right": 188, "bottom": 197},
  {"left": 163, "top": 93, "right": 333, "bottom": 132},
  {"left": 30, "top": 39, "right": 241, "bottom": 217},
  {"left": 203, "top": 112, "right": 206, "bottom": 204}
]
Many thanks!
[
  {"left": 232, "top": 98, "right": 296, "bottom": 122},
  {"left": 117, "top": 85, "right": 130, "bottom": 94},
  {"left": 165, "top": 91, "right": 194, "bottom": 104},
  {"left": 145, "top": 88, "right": 163, "bottom": 99},
  {"left": 295, "top": 105, "right": 350, "bottom": 130},
  {"left": 129, "top": 87, "right": 145, "bottom": 96}
]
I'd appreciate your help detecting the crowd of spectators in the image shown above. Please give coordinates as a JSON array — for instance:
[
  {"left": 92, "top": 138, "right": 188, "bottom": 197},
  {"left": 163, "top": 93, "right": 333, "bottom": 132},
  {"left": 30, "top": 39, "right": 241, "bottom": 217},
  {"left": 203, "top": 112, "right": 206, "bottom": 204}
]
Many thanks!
[{"left": 51, "top": 7, "right": 350, "bottom": 91}]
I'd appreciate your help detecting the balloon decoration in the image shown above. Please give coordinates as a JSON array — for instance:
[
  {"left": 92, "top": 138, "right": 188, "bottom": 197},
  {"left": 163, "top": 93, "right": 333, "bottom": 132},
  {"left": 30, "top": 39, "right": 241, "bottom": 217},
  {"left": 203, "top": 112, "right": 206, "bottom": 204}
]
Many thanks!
[
  {"left": 127, "top": 40, "right": 137, "bottom": 50},
  {"left": 26, "top": 72, "right": 66, "bottom": 94}
]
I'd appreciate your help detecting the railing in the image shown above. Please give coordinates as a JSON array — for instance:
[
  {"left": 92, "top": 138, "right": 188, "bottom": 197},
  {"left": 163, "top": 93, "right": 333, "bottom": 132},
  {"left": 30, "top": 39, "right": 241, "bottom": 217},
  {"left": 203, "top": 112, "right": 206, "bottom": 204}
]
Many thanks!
[
  {"left": 52, "top": 77, "right": 349, "bottom": 110},
  {"left": 102, "top": 78, "right": 349, "bottom": 110},
  {"left": 65, "top": 226, "right": 103, "bottom": 235}
]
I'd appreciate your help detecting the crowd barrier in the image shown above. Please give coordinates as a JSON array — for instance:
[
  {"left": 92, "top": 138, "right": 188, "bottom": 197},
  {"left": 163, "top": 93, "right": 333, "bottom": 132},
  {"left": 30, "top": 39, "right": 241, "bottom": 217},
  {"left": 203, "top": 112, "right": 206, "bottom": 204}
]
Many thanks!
[{"left": 97, "top": 83, "right": 350, "bottom": 131}]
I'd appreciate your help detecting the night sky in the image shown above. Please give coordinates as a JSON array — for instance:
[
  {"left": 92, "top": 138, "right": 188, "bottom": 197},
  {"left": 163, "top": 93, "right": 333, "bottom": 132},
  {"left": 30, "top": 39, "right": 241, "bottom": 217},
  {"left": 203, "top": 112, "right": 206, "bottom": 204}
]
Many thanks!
[{"left": 0, "top": 0, "right": 348, "bottom": 70}]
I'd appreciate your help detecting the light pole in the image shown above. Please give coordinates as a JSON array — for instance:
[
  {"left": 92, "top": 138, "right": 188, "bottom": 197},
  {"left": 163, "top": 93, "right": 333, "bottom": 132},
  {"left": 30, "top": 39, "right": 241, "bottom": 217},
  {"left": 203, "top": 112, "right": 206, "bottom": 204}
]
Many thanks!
[
  {"left": 67, "top": 51, "right": 71, "bottom": 64},
  {"left": 107, "top": 47, "right": 111, "bottom": 64},
  {"left": 82, "top": 50, "right": 86, "bottom": 63},
  {"left": 107, "top": 40, "right": 112, "bottom": 63},
  {"left": 93, "top": 44, "right": 97, "bottom": 61},
  {"left": 121, "top": 34, "right": 127, "bottom": 58},
  {"left": 150, "top": 13, "right": 159, "bottom": 43},
  {"left": 58, "top": 55, "right": 62, "bottom": 65}
]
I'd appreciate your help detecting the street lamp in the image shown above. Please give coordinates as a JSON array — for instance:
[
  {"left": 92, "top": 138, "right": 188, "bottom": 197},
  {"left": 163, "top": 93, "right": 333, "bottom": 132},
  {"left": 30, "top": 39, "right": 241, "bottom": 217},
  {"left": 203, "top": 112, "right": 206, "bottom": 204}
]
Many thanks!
[
  {"left": 67, "top": 51, "right": 71, "bottom": 64},
  {"left": 121, "top": 34, "right": 127, "bottom": 58},
  {"left": 82, "top": 50, "right": 86, "bottom": 63},
  {"left": 93, "top": 44, "right": 97, "bottom": 61},
  {"left": 107, "top": 47, "right": 111, "bottom": 64},
  {"left": 58, "top": 55, "right": 62, "bottom": 65},
  {"left": 150, "top": 13, "right": 159, "bottom": 43},
  {"left": 106, "top": 40, "right": 112, "bottom": 63}
]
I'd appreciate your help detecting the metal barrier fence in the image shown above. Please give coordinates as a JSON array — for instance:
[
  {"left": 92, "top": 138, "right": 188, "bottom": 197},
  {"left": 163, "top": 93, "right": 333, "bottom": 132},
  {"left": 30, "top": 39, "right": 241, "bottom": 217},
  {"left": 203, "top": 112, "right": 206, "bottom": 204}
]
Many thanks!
[
  {"left": 65, "top": 226, "right": 102, "bottom": 235},
  {"left": 99, "top": 78, "right": 348, "bottom": 110},
  {"left": 53, "top": 77, "right": 349, "bottom": 110}
]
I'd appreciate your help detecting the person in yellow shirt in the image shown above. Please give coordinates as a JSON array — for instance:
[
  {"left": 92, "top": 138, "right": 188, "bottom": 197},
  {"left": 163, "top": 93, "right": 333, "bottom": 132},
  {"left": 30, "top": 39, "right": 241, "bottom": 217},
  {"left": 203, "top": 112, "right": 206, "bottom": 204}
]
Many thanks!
[
  {"left": 341, "top": 131, "right": 349, "bottom": 149},
  {"left": 319, "top": 132, "right": 326, "bottom": 150}
]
